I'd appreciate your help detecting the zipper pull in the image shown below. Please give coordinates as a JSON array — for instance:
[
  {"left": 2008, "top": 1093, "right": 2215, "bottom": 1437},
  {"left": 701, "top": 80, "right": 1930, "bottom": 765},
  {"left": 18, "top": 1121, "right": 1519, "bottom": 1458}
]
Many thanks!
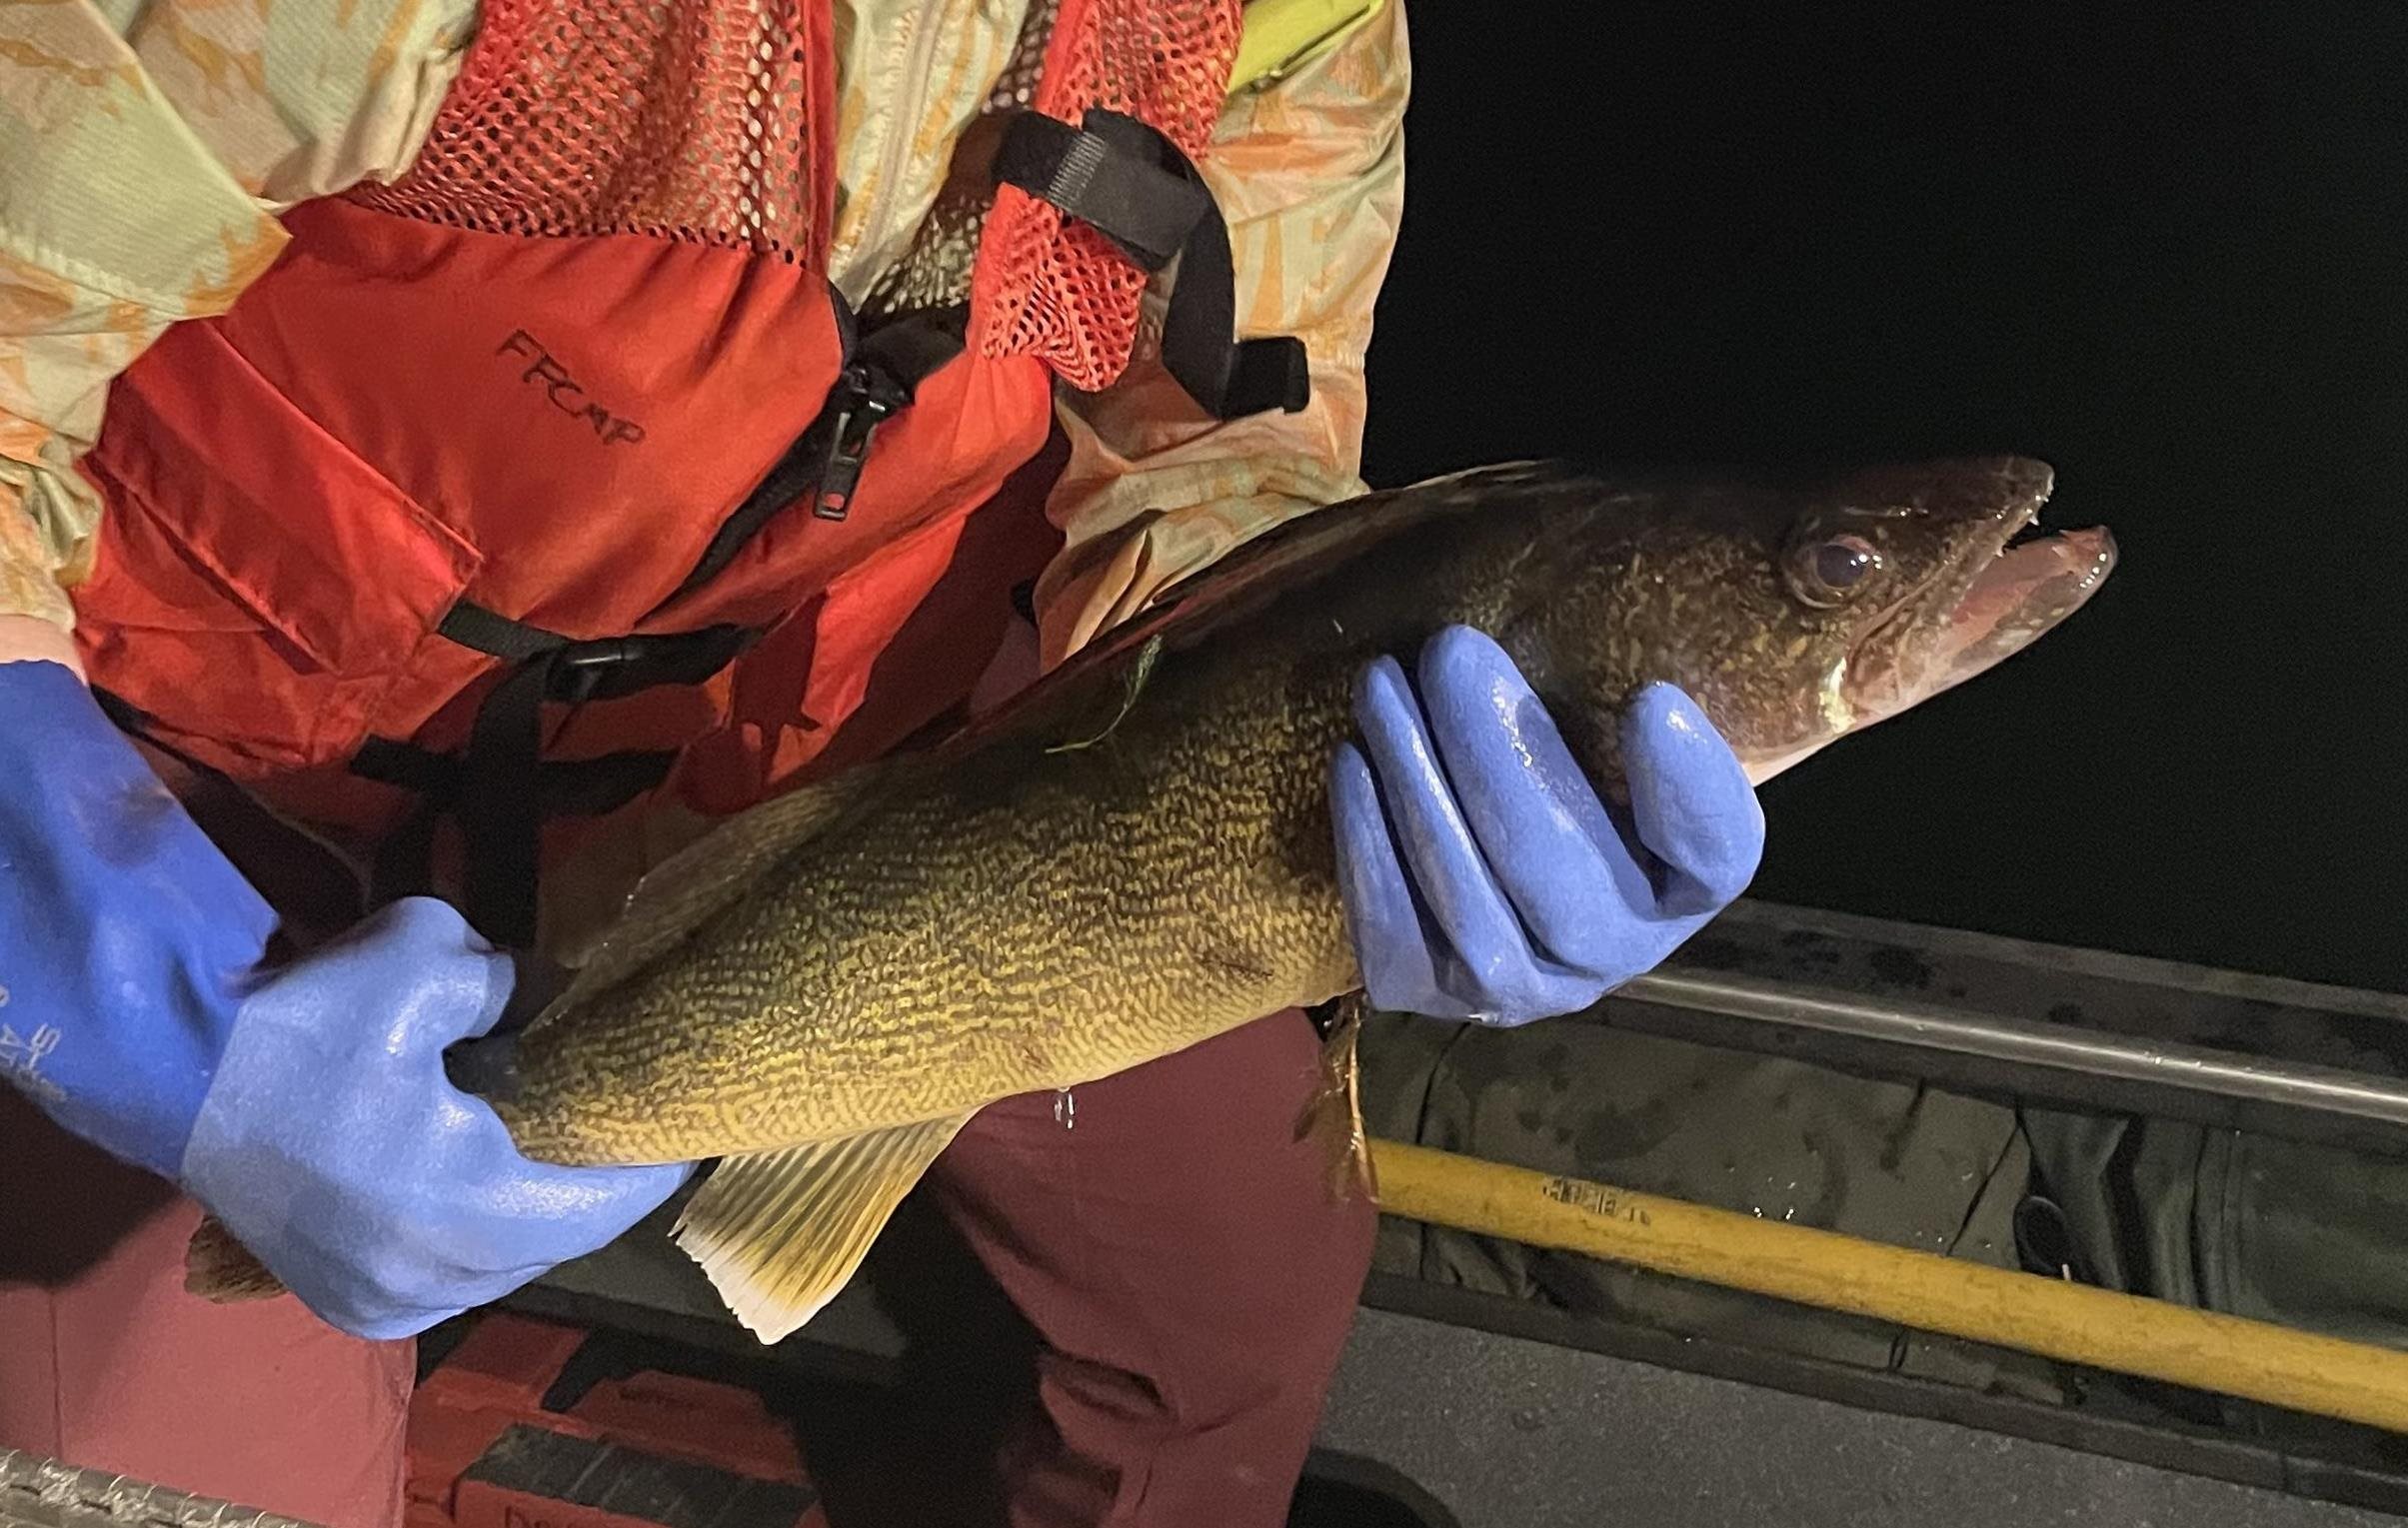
[{"left": 814, "top": 367, "right": 905, "bottom": 522}]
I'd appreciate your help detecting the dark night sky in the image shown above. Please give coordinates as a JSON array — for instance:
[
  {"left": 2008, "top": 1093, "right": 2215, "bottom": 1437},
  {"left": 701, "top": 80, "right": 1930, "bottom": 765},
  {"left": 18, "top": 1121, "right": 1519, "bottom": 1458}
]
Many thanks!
[{"left": 1357, "top": 7, "right": 2408, "bottom": 994}]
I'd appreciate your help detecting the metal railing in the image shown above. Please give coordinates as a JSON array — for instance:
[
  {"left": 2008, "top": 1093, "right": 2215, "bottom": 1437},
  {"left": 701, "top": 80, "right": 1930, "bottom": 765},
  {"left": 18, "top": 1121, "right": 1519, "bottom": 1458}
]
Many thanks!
[{"left": 1593, "top": 898, "right": 2408, "bottom": 1154}]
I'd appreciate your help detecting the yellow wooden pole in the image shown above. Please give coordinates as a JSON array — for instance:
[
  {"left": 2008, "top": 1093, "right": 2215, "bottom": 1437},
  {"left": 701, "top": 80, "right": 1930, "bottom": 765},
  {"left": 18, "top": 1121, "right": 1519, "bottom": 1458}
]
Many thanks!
[{"left": 1367, "top": 1139, "right": 2408, "bottom": 1434}]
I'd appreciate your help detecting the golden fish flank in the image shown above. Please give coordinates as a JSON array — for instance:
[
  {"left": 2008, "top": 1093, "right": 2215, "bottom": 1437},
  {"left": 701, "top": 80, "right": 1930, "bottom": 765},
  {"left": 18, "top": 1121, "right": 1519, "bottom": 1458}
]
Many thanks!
[{"left": 191, "top": 456, "right": 2113, "bottom": 1342}]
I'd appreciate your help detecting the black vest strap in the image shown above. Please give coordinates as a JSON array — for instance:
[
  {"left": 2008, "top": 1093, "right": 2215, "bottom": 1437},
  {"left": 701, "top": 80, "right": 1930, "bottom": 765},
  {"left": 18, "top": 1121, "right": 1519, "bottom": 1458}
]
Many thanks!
[
  {"left": 352, "top": 737, "right": 680, "bottom": 914},
  {"left": 355, "top": 601, "right": 758, "bottom": 946},
  {"left": 350, "top": 735, "right": 681, "bottom": 815},
  {"left": 434, "top": 602, "right": 758, "bottom": 700},
  {"left": 994, "top": 110, "right": 1210, "bottom": 270},
  {"left": 994, "top": 107, "right": 1310, "bottom": 421}
]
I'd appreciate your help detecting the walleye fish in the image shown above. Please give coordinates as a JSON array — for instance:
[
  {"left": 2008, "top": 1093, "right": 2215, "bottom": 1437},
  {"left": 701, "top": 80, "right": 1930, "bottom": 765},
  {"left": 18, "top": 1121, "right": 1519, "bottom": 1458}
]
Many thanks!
[{"left": 189, "top": 457, "right": 2114, "bottom": 1340}]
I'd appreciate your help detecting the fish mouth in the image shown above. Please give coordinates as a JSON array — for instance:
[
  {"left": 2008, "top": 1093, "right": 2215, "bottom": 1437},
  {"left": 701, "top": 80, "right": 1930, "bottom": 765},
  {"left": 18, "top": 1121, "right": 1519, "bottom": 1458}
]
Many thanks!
[
  {"left": 1846, "top": 461, "right": 2116, "bottom": 723},
  {"left": 1938, "top": 519, "right": 2116, "bottom": 687}
]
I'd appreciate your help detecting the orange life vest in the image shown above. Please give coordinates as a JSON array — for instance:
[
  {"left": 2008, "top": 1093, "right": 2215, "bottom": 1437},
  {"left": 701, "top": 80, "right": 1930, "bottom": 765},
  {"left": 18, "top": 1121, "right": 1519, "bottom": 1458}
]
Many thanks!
[{"left": 70, "top": 0, "right": 1305, "bottom": 947}]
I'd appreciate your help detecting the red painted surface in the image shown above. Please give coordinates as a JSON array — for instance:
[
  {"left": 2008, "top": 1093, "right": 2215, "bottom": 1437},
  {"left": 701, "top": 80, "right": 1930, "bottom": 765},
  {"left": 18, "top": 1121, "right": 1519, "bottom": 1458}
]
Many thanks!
[{"left": 407, "top": 1313, "right": 821, "bottom": 1528}]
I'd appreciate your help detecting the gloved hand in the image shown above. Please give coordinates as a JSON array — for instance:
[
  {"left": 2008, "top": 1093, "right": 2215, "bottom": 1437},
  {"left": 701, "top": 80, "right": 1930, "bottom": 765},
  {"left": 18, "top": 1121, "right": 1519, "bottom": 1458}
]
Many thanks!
[
  {"left": 0, "top": 659, "right": 690, "bottom": 1339},
  {"left": 1330, "top": 626, "right": 1763, "bottom": 1025}
]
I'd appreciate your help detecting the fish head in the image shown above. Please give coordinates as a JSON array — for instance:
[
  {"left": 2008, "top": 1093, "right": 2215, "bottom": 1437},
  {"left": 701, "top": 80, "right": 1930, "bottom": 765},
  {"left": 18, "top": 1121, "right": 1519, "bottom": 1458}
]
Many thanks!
[
  {"left": 1542, "top": 456, "right": 2114, "bottom": 785},
  {"left": 1806, "top": 456, "right": 2114, "bottom": 731}
]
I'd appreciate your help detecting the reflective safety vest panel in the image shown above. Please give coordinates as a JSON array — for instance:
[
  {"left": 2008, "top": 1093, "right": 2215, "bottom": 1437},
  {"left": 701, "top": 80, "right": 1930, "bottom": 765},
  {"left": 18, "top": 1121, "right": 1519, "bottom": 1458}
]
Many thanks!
[{"left": 70, "top": 0, "right": 1285, "bottom": 946}]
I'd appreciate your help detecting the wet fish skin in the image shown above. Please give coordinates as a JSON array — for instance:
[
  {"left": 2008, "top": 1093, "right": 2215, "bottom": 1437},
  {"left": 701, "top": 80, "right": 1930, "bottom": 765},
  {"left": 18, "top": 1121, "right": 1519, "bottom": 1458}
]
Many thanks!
[{"left": 488, "top": 456, "right": 2108, "bottom": 1167}]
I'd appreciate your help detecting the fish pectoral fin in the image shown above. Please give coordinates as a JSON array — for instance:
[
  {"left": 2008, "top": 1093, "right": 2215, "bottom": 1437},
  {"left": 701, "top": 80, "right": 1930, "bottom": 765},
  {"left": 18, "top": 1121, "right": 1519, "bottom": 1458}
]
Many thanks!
[{"left": 673, "top": 1112, "right": 974, "bottom": 1345}]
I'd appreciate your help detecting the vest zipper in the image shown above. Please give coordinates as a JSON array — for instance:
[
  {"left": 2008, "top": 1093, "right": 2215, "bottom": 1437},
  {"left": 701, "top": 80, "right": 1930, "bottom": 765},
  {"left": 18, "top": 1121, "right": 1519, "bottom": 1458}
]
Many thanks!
[{"left": 811, "top": 360, "right": 907, "bottom": 521}]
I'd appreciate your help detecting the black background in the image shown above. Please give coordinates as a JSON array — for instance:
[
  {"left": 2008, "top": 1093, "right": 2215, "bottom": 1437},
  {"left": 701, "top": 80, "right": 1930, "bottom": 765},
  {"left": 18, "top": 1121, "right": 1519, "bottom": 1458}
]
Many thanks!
[{"left": 1359, "top": 5, "right": 2408, "bottom": 993}]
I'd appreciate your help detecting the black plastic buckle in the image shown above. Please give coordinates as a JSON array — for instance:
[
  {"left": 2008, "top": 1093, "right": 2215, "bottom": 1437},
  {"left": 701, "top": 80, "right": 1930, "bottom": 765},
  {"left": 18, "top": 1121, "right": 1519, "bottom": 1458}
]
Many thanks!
[
  {"left": 540, "top": 627, "right": 757, "bottom": 705},
  {"left": 548, "top": 639, "right": 650, "bottom": 703}
]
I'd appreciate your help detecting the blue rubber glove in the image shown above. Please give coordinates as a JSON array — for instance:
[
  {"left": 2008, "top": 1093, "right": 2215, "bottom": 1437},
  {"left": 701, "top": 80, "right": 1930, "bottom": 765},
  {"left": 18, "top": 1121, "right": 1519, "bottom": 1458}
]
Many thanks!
[
  {"left": 0, "top": 660, "right": 690, "bottom": 1339},
  {"left": 1330, "top": 626, "right": 1763, "bottom": 1025}
]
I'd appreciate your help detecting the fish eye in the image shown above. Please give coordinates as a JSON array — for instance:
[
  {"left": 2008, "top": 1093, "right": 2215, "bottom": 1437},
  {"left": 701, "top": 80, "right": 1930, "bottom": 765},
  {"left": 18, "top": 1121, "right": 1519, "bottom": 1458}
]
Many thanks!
[{"left": 1787, "top": 533, "right": 1883, "bottom": 608}]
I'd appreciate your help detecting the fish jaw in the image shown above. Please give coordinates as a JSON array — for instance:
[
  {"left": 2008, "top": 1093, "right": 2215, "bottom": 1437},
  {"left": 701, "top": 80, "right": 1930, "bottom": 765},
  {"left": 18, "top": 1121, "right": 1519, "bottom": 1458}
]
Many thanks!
[
  {"left": 1930, "top": 524, "right": 2117, "bottom": 693},
  {"left": 1832, "top": 469, "right": 2114, "bottom": 736}
]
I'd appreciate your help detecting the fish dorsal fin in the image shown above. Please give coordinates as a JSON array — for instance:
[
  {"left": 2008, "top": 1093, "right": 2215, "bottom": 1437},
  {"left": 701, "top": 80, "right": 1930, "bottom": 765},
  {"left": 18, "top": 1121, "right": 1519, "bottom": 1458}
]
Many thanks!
[
  {"left": 552, "top": 762, "right": 898, "bottom": 1009},
  {"left": 673, "top": 1112, "right": 974, "bottom": 1343},
  {"left": 932, "top": 464, "right": 1565, "bottom": 763}
]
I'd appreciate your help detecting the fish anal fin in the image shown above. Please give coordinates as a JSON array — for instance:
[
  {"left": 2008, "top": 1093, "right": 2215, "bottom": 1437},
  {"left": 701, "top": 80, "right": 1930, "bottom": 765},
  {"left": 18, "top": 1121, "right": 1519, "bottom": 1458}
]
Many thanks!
[{"left": 673, "top": 1112, "right": 972, "bottom": 1344}]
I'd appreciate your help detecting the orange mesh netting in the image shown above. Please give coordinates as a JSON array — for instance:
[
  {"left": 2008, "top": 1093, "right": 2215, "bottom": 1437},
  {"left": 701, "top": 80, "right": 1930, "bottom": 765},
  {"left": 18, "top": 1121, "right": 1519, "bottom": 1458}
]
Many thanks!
[
  {"left": 351, "top": 0, "right": 834, "bottom": 264},
  {"left": 971, "top": 0, "right": 1243, "bottom": 392}
]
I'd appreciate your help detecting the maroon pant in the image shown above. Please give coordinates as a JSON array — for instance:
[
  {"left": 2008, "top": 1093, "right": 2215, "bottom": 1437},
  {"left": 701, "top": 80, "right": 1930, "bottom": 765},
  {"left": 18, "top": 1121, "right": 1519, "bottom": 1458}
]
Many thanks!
[{"left": 0, "top": 1009, "right": 1372, "bottom": 1528}]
